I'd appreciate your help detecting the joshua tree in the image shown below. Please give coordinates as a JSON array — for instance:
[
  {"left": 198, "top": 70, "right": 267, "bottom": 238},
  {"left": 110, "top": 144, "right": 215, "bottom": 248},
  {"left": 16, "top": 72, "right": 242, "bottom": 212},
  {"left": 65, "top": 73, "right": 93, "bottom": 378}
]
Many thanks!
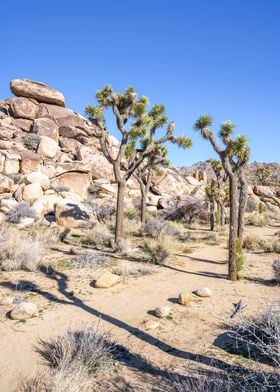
[
  {"left": 86, "top": 86, "right": 191, "bottom": 244},
  {"left": 194, "top": 116, "right": 250, "bottom": 280},
  {"left": 255, "top": 166, "right": 271, "bottom": 185},
  {"left": 134, "top": 150, "right": 169, "bottom": 224},
  {"left": 210, "top": 159, "right": 228, "bottom": 226},
  {"left": 205, "top": 179, "right": 219, "bottom": 231}
]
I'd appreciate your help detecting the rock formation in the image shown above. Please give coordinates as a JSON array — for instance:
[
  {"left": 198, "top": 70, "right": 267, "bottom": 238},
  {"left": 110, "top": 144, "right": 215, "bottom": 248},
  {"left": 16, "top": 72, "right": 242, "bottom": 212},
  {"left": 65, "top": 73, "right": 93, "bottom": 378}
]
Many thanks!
[
  {"left": 0, "top": 78, "right": 278, "bottom": 228},
  {"left": 0, "top": 78, "right": 207, "bottom": 228}
]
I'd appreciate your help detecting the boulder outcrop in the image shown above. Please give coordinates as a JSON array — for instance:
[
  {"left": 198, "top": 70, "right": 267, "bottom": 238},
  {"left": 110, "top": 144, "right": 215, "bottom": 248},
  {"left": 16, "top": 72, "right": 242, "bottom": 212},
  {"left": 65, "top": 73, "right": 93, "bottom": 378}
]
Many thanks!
[{"left": 0, "top": 78, "right": 277, "bottom": 228}]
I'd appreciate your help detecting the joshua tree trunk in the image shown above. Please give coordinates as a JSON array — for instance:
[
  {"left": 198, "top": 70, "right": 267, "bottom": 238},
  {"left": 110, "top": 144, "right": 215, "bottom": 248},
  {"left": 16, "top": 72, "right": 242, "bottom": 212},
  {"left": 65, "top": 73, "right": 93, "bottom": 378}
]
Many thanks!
[
  {"left": 115, "top": 181, "right": 125, "bottom": 244},
  {"left": 210, "top": 201, "right": 215, "bottom": 231},
  {"left": 237, "top": 170, "right": 248, "bottom": 246},
  {"left": 228, "top": 175, "right": 239, "bottom": 281},
  {"left": 140, "top": 182, "right": 147, "bottom": 225},
  {"left": 220, "top": 203, "right": 225, "bottom": 226}
]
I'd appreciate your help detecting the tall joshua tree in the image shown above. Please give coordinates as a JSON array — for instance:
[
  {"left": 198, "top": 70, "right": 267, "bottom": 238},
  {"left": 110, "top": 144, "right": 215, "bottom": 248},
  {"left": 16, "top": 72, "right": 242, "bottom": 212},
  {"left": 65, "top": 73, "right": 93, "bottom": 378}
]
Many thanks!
[
  {"left": 134, "top": 149, "right": 169, "bottom": 225},
  {"left": 86, "top": 86, "right": 191, "bottom": 244},
  {"left": 194, "top": 116, "right": 250, "bottom": 280}
]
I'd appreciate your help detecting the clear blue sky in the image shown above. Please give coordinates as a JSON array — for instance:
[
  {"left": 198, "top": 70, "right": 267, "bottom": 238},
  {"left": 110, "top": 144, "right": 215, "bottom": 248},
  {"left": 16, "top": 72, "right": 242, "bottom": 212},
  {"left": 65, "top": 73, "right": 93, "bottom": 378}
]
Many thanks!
[{"left": 1, "top": 0, "right": 279, "bottom": 166}]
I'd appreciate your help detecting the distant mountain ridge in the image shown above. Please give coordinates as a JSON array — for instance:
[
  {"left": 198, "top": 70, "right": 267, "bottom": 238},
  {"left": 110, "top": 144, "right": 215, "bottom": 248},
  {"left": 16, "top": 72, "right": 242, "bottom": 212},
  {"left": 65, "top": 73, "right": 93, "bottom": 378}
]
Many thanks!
[{"left": 178, "top": 160, "right": 280, "bottom": 185}]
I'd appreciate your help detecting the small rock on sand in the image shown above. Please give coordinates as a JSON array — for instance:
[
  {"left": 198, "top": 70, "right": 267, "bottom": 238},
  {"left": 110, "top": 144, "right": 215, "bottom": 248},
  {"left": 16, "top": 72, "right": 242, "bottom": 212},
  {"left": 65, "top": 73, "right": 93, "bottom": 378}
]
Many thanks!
[
  {"left": 95, "top": 271, "right": 121, "bottom": 288},
  {"left": 195, "top": 287, "right": 212, "bottom": 297},
  {"left": 154, "top": 305, "right": 171, "bottom": 318}
]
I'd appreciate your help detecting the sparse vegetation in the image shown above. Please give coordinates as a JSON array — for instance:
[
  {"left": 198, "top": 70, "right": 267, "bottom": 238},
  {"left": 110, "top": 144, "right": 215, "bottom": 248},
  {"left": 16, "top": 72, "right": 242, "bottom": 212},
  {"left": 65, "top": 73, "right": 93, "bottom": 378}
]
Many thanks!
[
  {"left": 229, "top": 302, "right": 280, "bottom": 367},
  {"left": 125, "top": 208, "right": 138, "bottom": 220},
  {"left": 272, "top": 260, "right": 280, "bottom": 282},
  {"left": 17, "top": 327, "right": 114, "bottom": 392},
  {"left": 0, "top": 225, "right": 44, "bottom": 271},
  {"left": 7, "top": 202, "right": 36, "bottom": 223},
  {"left": 141, "top": 239, "right": 170, "bottom": 264},
  {"left": 144, "top": 218, "right": 168, "bottom": 239},
  {"left": 23, "top": 133, "right": 41, "bottom": 151},
  {"left": 71, "top": 252, "right": 109, "bottom": 269},
  {"left": 37, "top": 324, "right": 115, "bottom": 373},
  {"left": 80, "top": 224, "right": 114, "bottom": 249}
]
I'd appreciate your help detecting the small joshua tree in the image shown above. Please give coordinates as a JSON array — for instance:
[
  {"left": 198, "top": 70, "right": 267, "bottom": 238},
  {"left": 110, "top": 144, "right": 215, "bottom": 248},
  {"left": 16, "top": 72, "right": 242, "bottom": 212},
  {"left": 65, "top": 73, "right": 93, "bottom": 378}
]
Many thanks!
[
  {"left": 256, "top": 166, "right": 271, "bottom": 185},
  {"left": 194, "top": 116, "right": 249, "bottom": 280},
  {"left": 210, "top": 159, "right": 228, "bottom": 226},
  {"left": 205, "top": 179, "right": 219, "bottom": 231},
  {"left": 134, "top": 149, "right": 169, "bottom": 224},
  {"left": 86, "top": 86, "right": 191, "bottom": 244}
]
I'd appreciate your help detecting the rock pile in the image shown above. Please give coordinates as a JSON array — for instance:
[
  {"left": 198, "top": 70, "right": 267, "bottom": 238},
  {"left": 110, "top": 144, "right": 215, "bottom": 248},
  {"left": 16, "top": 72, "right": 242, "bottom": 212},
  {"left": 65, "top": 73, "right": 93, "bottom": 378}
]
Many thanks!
[{"left": 0, "top": 78, "right": 207, "bottom": 228}]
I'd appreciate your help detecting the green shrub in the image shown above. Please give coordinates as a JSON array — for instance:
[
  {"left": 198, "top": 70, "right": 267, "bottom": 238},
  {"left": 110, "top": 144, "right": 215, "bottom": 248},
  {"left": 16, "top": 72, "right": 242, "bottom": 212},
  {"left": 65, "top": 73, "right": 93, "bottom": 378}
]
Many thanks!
[
  {"left": 125, "top": 208, "right": 137, "bottom": 220},
  {"left": 23, "top": 133, "right": 41, "bottom": 151}
]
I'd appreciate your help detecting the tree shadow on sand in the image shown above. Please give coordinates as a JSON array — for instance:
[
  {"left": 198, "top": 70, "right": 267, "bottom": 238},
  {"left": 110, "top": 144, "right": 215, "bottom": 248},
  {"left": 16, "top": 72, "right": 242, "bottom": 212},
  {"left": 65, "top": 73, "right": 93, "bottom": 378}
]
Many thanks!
[{"left": 1, "top": 267, "right": 278, "bottom": 389}]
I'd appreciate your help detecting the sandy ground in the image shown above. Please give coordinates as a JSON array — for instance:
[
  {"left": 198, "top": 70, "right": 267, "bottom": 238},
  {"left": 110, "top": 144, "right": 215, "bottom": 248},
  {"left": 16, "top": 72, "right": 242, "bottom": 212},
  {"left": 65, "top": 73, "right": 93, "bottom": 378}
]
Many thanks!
[{"left": 0, "top": 225, "right": 279, "bottom": 391}]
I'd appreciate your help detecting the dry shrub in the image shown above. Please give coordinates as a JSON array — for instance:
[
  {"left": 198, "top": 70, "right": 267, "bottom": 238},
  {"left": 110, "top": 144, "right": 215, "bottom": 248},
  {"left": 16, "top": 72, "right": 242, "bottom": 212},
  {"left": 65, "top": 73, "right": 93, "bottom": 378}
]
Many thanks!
[
  {"left": 124, "top": 219, "right": 142, "bottom": 236},
  {"left": 272, "top": 260, "right": 280, "bottom": 283},
  {"left": 141, "top": 239, "right": 170, "bottom": 264},
  {"left": 243, "top": 234, "right": 261, "bottom": 252},
  {"left": 7, "top": 202, "right": 36, "bottom": 223},
  {"left": 246, "top": 212, "right": 270, "bottom": 227},
  {"left": 201, "top": 233, "right": 220, "bottom": 245},
  {"left": 112, "top": 260, "right": 153, "bottom": 278},
  {"left": 259, "top": 239, "right": 280, "bottom": 254},
  {"left": 36, "top": 324, "right": 114, "bottom": 374},
  {"left": 90, "top": 201, "right": 116, "bottom": 223},
  {"left": 0, "top": 225, "right": 44, "bottom": 271},
  {"left": 170, "top": 374, "right": 231, "bottom": 392},
  {"left": 19, "top": 324, "right": 115, "bottom": 392},
  {"left": 81, "top": 224, "right": 113, "bottom": 249},
  {"left": 71, "top": 252, "right": 109, "bottom": 269},
  {"left": 243, "top": 236, "right": 280, "bottom": 254},
  {"left": 144, "top": 218, "right": 169, "bottom": 239},
  {"left": 18, "top": 367, "right": 98, "bottom": 392},
  {"left": 229, "top": 302, "right": 280, "bottom": 367},
  {"left": 169, "top": 366, "right": 279, "bottom": 392}
]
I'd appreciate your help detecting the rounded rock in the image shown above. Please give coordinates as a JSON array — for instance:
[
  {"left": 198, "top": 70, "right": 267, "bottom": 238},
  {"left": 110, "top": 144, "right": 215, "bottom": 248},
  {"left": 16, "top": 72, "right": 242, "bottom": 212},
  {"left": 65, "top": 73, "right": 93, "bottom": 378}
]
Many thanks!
[
  {"left": 195, "top": 287, "right": 212, "bottom": 297},
  {"left": 154, "top": 305, "right": 171, "bottom": 318},
  {"left": 178, "top": 292, "right": 192, "bottom": 305},
  {"left": 10, "top": 302, "right": 37, "bottom": 320}
]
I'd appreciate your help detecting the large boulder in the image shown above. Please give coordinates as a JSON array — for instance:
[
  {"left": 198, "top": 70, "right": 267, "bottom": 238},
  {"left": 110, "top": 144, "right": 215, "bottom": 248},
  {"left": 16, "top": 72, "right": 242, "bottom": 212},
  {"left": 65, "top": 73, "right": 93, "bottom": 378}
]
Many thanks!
[
  {"left": 26, "top": 171, "right": 50, "bottom": 190},
  {"left": 2, "top": 150, "right": 20, "bottom": 175},
  {"left": 32, "top": 194, "right": 62, "bottom": 218},
  {"left": 56, "top": 115, "right": 85, "bottom": 129},
  {"left": 0, "top": 117, "right": 16, "bottom": 140},
  {"left": 59, "top": 137, "right": 81, "bottom": 154},
  {"left": 37, "top": 103, "right": 74, "bottom": 118},
  {"left": 0, "top": 174, "right": 14, "bottom": 193},
  {"left": 77, "top": 146, "right": 115, "bottom": 182},
  {"left": 14, "top": 118, "right": 33, "bottom": 132},
  {"left": 22, "top": 183, "right": 43, "bottom": 201},
  {"left": 37, "top": 136, "right": 59, "bottom": 158},
  {"left": 54, "top": 199, "right": 94, "bottom": 228},
  {"left": 52, "top": 171, "right": 91, "bottom": 198},
  {"left": 33, "top": 118, "right": 59, "bottom": 142},
  {"left": 152, "top": 168, "right": 192, "bottom": 198},
  {"left": 10, "top": 79, "right": 65, "bottom": 107},
  {"left": 10, "top": 97, "right": 38, "bottom": 120},
  {"left": 20, "top": 151, "right": 41, "bottom": 173}
]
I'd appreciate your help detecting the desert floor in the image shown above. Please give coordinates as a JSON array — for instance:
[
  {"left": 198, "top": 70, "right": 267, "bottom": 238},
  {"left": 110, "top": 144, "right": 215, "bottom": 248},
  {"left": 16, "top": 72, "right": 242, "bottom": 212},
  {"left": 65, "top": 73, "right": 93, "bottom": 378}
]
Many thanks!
[{"left": 0, "top": 225, "right": 279, "bottom": 391}]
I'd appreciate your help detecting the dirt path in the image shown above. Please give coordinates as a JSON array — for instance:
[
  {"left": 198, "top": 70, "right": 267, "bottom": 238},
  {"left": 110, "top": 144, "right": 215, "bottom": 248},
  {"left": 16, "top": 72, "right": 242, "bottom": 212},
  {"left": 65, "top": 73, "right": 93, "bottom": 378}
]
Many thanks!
[{"left": 0, "top": 226, "right": 279, "bottom": 391}]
